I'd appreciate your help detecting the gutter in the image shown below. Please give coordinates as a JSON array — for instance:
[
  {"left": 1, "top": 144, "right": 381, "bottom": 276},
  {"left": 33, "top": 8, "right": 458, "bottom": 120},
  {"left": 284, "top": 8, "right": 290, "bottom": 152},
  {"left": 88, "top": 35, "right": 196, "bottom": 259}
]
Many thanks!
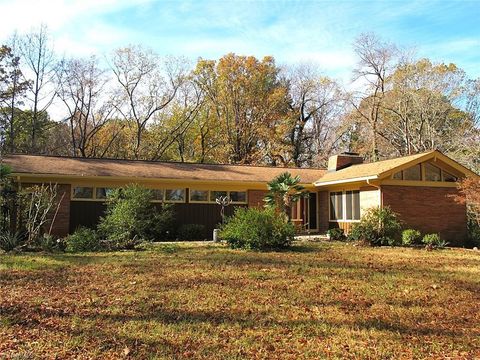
[{"left": 314, "top": 175, "right": 378, "bottom": 187}]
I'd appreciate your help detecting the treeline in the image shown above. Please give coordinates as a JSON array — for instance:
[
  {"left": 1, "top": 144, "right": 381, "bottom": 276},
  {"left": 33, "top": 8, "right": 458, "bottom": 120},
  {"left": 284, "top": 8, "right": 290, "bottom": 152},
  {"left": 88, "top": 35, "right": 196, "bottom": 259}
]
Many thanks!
[{"left": 0, "top": 28, "right": 479, "bottom": 170}]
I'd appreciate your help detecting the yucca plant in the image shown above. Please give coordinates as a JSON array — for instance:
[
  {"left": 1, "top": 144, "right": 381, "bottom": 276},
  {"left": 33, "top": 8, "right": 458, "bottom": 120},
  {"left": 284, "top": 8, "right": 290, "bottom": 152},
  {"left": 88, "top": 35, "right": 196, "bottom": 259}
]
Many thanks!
[{"left": 264, "top": 172, "right": 307, "bottom": 221}]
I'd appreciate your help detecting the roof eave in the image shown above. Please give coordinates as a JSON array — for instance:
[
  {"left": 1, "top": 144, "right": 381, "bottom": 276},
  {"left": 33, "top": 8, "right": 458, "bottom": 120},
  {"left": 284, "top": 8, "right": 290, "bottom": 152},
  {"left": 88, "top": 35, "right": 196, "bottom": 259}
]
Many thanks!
[{"left": 314, "top": 175, "right": 379, "bottom": 187}]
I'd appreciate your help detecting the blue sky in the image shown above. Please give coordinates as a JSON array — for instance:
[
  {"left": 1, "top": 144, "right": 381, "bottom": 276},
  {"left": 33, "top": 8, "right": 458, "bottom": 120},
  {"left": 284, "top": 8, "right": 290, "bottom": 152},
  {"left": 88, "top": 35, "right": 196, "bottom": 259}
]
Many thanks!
[{"left": 0, "top": 0, "right": 479, "bottom": 82}]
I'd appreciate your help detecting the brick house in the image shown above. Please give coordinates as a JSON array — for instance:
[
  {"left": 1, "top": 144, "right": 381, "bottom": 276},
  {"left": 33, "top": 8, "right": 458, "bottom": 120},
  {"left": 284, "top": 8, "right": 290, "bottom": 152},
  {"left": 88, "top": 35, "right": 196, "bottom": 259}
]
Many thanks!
[{"left": 3, "top": 150, "right": 478, "bottom": 246}]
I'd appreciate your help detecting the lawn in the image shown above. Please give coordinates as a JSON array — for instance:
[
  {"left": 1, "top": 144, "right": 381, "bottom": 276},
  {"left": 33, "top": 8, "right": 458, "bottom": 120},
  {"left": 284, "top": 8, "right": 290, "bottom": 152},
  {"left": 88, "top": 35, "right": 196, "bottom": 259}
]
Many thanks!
[{"left": 0, "top": 242, "right": 479, "bottom": 359}]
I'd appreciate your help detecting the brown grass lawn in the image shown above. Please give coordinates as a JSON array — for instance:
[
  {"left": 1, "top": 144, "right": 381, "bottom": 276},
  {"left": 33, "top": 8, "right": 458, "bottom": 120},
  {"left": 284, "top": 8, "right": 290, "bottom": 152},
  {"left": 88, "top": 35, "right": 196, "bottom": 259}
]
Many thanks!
[{"left": 1, "top": 241, "right": 479, "bottom": 360}]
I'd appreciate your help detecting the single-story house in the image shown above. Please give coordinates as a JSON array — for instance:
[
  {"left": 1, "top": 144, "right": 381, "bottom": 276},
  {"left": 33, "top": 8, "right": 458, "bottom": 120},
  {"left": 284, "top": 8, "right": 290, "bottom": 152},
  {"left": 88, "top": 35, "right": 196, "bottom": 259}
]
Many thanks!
[{"left": 3, "top": 150, "right": 478, "bottom": 245}]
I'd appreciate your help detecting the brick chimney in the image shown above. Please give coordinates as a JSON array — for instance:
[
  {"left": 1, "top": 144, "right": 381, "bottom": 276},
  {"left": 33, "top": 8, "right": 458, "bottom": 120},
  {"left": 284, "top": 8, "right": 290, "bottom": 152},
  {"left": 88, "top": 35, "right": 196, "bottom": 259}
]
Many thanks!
[{"left": 328, "top": 152, "right": 363, "bottom": 172}]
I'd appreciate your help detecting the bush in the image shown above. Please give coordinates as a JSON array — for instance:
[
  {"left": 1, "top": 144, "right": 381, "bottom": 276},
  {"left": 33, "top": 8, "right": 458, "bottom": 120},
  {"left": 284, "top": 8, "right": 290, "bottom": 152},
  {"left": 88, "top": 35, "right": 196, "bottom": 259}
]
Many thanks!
[
  {"left": 326, "top": 227, "right": 345, "bottom": 241},
  {"left": 347, "top": 206, "right": 402, "bottom": 246},
  {"left": 0, "top": 231, "right": 23, "bottom": 252},
  {"left": 148, "top": 204, "right": 176, "bottom": 241},
  {"left": 178, "top": 224, "right": 206, "bottom": 240},
  {"left": 466, "top": 218, "right": 480, "bottom": 248},
  {"left": 38, "top": 234, "right": 65, "bottom": 252},
  {"left": 65, "top": 227, "right": 102, "bottom": 252},
  {"left": 220, "top": 207, "right": 295, "bottom": 250},
  {"left": 422, "top": 233, "right": 448, "bottom": 249},
  {"left": 402, "top": 229, "right": 422, "bottom": 246},
  {"left": 98, "top": 185, "right": 175, "bottom": 249}
]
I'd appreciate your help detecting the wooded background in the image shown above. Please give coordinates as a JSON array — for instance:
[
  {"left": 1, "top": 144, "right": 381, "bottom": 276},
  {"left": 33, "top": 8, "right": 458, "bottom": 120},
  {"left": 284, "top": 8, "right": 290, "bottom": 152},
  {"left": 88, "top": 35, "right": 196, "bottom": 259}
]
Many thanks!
[{"left": 1, "top": 27, "right": 479, "bottom": 172}]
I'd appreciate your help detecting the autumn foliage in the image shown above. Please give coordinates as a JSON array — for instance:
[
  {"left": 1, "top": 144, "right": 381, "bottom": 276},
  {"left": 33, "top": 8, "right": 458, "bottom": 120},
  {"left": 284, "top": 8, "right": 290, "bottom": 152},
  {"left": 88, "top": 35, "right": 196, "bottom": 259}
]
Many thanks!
[{"left": 454, "top": 176, "right": 480, "bottom": 227}]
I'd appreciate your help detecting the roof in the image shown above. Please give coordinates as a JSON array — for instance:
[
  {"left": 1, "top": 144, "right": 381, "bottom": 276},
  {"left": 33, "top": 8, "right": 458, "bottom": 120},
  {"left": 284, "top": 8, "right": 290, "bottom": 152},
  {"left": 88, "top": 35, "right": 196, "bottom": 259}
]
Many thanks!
[
  {"left": 314, "top": 150, "right": 478, "bottom": 186},
  {"left": 2, "top": 154, "right": 326, "bottom": 184}
]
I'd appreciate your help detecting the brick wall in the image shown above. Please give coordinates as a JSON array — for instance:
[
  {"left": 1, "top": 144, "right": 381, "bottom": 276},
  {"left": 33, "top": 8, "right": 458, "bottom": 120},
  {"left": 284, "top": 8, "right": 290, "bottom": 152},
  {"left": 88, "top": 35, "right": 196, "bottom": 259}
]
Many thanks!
[
  {"left": 47, "top": 184, "right": 71, "bottom": 238},
  {"left": 381, "top": 185, "right": 467, "bottom": 246},
  {"left": 247, "top": 190, "right": 267, "bottom": 208}
]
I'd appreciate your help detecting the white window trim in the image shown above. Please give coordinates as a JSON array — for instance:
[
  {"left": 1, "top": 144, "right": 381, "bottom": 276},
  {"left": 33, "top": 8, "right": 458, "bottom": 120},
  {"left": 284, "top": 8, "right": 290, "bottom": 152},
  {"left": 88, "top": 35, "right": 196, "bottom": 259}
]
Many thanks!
[{"left": 329, "top": 190, "right": 361, "bottom": 223}]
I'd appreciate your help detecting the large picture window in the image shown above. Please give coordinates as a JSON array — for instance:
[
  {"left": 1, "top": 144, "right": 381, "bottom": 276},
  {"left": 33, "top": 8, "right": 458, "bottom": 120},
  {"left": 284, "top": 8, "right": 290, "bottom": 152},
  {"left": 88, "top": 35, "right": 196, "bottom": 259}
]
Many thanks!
[
  {"left": 329, "top": 192, "right": 343, "bottom": 221},
  {"left": 330, "top": 190, "right": 360, "bottom": 221}
]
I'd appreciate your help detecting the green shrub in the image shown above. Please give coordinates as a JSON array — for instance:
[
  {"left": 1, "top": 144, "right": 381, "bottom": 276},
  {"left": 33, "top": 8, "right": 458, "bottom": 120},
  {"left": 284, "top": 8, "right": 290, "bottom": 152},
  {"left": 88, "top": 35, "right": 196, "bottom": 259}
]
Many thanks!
[
  {"left": 0, "top": 231, "right": 23, "bottom": 252},
  {"left": 466, "top": 218, "right": 480, "bottom": 248},
  {"left": 422, "top": 233, "right": 448, "bottom": 249},
  {"left": 65, "top": 227, "right": 102, "bottom": 252},
  {"left": 148, "top": 204, "right": 176, "bottom": 241},
  {"left": 220, "top": 207, "right": 295, "bottom": 250},
  {"left": 178, "top": 224, "right": 206, "bottom": 240},
  {"left": 326, "top": 228, "right": 345, "bottom": 241},
  {"left": 38, "top": 234, "right": 64, "bottom": 252},
  {"left": 402, "top": 229, "right": 422, "bottom": 246},
  {"left": 98, "top": 185, "right": 174, "bottom": 249},
  {"left": 347, "top": 206, "right": 402, "bottom": 246}
]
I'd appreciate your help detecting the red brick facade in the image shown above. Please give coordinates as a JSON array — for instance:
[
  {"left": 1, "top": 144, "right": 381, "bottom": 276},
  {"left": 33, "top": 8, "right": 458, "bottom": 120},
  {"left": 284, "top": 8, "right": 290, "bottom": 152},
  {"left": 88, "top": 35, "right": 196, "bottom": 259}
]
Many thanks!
[
  {"left": 381, "top": 185, "right": 467, "bottom": 246},
  {"left": 49, "top": 184, "right": 71, "bottom": 238},
  {"left": 247, "top": 190, "right": 267, "bottom": 208}
]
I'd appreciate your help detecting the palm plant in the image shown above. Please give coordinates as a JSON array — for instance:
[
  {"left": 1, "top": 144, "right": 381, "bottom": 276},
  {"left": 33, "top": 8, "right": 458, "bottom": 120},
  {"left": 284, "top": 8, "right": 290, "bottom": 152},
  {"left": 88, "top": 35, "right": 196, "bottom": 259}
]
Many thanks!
[{"left": 264, "top": 172, "right": 307, "bottom": 220}]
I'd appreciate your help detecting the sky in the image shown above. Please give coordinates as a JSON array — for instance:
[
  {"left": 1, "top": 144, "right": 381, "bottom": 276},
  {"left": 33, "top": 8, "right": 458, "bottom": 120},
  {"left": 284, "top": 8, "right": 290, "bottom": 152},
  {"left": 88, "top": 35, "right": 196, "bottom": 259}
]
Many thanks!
[{"left": 0, "top": 0, "right": 479, "bottom": 84}]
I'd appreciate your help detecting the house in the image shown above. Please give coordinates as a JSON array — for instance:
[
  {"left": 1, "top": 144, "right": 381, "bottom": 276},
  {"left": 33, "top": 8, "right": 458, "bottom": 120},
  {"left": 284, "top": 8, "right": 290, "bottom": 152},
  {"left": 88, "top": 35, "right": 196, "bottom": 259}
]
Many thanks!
[{"left": 3, "top": 150, "right": 478, "bottom": 246}]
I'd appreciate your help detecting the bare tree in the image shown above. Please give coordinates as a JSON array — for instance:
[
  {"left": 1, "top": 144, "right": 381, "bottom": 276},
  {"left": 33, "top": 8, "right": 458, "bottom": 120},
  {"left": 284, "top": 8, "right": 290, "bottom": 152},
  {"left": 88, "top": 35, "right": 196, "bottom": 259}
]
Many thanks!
[
  {"left": 351, "top": 33, "right": 397, "bottom": 161},
  {"left": 149, "top": 76, "right": 204, "bottom": 161},
  {"left": 56, "top": 56, "right": 116, "bottom": 157},
  {"left": 284, "top": 64, "right": 344, "bottom": 167},
  {"left": 110, "top": 46, "right": 186, "bottom": 159},
  {"left": 19, "top": 24, "right": 56, "bottom": 152}
]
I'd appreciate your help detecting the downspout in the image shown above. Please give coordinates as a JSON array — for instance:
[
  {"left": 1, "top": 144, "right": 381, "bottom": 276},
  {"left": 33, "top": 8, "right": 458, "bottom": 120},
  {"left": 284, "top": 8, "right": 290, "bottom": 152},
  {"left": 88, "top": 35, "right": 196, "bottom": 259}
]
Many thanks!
[{"left": 366, "top": 179, "right": 382, "bottom": 208}]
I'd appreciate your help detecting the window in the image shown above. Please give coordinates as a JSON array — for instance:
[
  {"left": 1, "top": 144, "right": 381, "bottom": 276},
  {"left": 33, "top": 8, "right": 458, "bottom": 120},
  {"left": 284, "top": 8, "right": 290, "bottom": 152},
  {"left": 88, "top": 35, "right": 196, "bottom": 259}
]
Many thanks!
[
  {"left": 190, "top": 189, "right": 209, "bottom": 202},
  {"left": 95, "top": 187, "right": 115, "bottom": 199},
  {"left": 229, "top": 191, "right": 247, "bottom": 203},
  {"left": 443, "top": 171, "right": 457, "bottom": 182},
  {"left": 345, "top": 190, "right": 360, "bottom": 220},
  {"left": 330, "top": 191, "right": 360, "bottom": 221},
  {"left": 73, "top": 187, "right": 93, "bottom": 199},
  {"left": 210, "top": 190, "right": 227, "bottom": 202},
  {"left": 425, "top": 163, "right": 441, "bottom": 181},
  {"left": 165, "top": 189, "right": 185, "bottom": 202},
  {"left": 151, "top": 189, "right": 164, "bottom": 201},
  {"left": 403, "top": 164, "right": 421, "bottom": 180},
  {"left": 329, "top": 192, "right": 343, "bottom": 221}
]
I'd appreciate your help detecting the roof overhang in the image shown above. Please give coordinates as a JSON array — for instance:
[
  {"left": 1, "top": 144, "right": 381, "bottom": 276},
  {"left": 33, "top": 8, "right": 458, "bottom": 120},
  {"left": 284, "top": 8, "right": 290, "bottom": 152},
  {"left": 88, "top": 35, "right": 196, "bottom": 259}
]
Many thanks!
[{"left": 314, "top": 175, "right": 378, "bottom": 187}]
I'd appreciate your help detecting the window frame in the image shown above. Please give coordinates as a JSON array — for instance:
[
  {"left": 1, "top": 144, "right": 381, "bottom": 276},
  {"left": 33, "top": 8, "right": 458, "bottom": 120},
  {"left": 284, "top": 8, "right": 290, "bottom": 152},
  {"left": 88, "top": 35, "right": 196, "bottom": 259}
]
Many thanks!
[
  {"left": 191, "top": 189, "right": 248, "bottom": 204},
  {"left": 164, "top": 188, "right": 186, "bottom": 203},
  {"left": 391, "top": 162, "right": 460, "bottom": 184},
  {"left": 329, "top": 190, "right": 361, "bottom": 223}
]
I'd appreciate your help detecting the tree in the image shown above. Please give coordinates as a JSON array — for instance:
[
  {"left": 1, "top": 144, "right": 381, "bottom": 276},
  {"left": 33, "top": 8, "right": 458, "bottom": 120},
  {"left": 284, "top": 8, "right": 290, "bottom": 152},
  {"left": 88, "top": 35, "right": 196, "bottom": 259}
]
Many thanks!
[
  {"left": 146, "top": 75, "right": 204, "bottom": 161},
  {"left": 381, "top": 59, "right": 469, "bottom": 156},
  {"left": 264, "top": 172, "right": 307, "bottom": 220},
  {"left": 19, "top": 25, "right": 56, "bottom": 152},
  {"left": 351, "top": 33, "right": 397, "bottom": 161},
  {"left": 194, "top": 54, "right": 288, "bottom": 164},
  {"left": 284, "top": 64, "right": 344, "bottom": 167},
  {"left": 454, "top": 177, "right": 480, "bottom": 228},
  {"left": 0, "top": 36, "right": 30, "bottom": 153},
  {"left": 56, "top": 56, "right": 116, "bottom": 157},
  {"left": 110, "top": 46, "right": 186, "bottom": 159}
]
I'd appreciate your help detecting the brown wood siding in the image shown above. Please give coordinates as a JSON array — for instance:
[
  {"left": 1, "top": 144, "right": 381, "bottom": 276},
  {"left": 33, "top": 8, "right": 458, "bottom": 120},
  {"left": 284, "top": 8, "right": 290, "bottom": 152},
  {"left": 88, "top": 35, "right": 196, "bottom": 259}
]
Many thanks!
[
  {"left": 318, "top": 191, "right": 329, "bottom": 233},
  {"left": 69, "top": 202, "right": 106, "bottom": 232},
  {"left": 329, "top": 221, "right": 355, "bottom": 234},
  {"left": 69, "top": 201, "right": 245, "bottom": 239}
]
